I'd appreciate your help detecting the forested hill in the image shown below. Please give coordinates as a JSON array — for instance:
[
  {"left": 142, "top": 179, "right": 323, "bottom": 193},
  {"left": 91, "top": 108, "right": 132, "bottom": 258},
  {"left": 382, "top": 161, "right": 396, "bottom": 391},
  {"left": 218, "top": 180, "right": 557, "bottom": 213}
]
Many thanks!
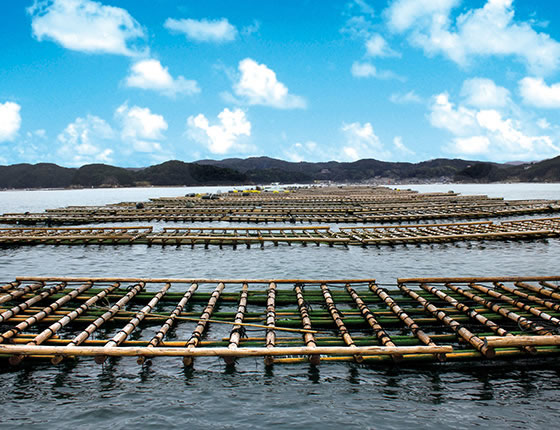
[{"left": 1, "top": 156, "right": 559, "bottom": 189}]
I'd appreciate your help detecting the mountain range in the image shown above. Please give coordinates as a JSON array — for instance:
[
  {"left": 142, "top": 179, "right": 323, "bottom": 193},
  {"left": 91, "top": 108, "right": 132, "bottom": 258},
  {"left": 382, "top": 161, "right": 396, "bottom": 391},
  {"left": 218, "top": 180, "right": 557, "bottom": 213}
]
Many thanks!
[{"left": 0, "top": 156, "right": 559, "bottom": 189}]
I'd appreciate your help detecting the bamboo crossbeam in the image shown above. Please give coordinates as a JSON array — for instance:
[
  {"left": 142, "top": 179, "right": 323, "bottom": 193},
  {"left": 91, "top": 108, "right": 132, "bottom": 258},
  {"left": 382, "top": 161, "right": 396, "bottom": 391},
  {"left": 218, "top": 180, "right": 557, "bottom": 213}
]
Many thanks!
[
  {"left": 97, "top": 283, "right": 171, "bottom": 364},
  {"left": 223, "top": 283, "right": 249, "bottom": 365},
  {"left": 0, "top": 282, "right": 92, "bottom": 343},
  {"left": 16, "top": 277, "right": 376, "bottom": 284},
  {"left": 264, "top": 282, "right": 277, "bottom": 366},
  {"left": 470, "top": 283, "right": 560, "bottom": 327},
  {"left": 399, "top": 284, "right": 495, "bottom": 357},
  {"left": 420, "top": 283, "right": 534, "bottom": 354},
  {"left": 495, "top": 283, "right": 560, "bottom": 313},
  {"left": 294, "top": 284, "right": 320, "bottom": 364},
  {"left": 445, "top": 283, "right": 550, "bottom": 335},
  {"left": 183, "top": 282, "right": 225, "bottom": 366},
  {"left": 320, "top": 283, "right": 361, "bottom": 362},
  {"left": 369, "top": 283, "right": 443, "bottom": 359},
  {"left": 0, "top": 281, "right": 19, "bottom": 292},
  {"left": 485, "top": 335, "right": 560, "bottom": 347},
  {"left": 0, "top": 283, "right": 66, "bottom": 323},
  {"left": 515, "top": 281, "right": 560, "bottom": 301},
  {"left": 0, "top": 282, "right": 43, "bottom": 305},
  {"left": 0, "top": 343, "right": 454, "bottom": 358}
]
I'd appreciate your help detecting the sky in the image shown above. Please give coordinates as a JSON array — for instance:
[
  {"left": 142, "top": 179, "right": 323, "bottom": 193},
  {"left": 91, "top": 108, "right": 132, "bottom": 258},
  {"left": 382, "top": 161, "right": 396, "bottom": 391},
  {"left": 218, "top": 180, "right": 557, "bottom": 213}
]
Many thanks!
[{"left": 1, "top": 0, "right": 560, "bottom": 167}]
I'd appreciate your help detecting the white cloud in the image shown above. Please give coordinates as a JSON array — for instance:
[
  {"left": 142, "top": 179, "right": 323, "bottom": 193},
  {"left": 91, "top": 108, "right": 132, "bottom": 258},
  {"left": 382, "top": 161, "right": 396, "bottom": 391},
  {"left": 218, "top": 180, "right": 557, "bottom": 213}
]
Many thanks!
[
  {"left": 0, "top": 102, "right": 22, "bottom": 142},
  {"left": 351, "top": 61, "right": 403, "bottom": 80},
  {"left": 125, "top": 59, "right": 200, "bottom": 97},
  {"left": 341, "top": 122, "right": 391, "bottom": 161},
  {"left": 115, "top": 103, "right": 167, "bottom": 152},
  {"left": 393, "top": 136, "right": 415, "bottom": 155},
  {"left": 28, "top": 0, "right": 145, "bottom": 56},
  {"left": 386, "top": 0, "right": 560, "bottom": 75},
  {"left": 389, "top": 90, "right": 423, "bottom": 104},
  {"left": 365, "top": 34, "right": 400, "bottom": 57},
  {"left": 57, "top": 114, "right": 114, "bottom": 165},
  {"left": 429, "top": 92, "right": 477, "bottom": 135},
  {"left": 187, "top": 108, "right": 251, "bottom": 154},
  {"left": 429, "top": 91, "right": 560, "bottom": 160},
  {"left": 460, "top": 77, "right": 511, "bottom": 108},
  {"left": 519, "top": 77, "right": 560, "bottom": 108},
  {"left": 164, "top": 18, "right": 237, "bottom": 43},
  {"left": 284, "top": 141, "right": 329, "bottom": 162},
  {"left": 233, "top": 58, "right": 306, "bottom": 109}
]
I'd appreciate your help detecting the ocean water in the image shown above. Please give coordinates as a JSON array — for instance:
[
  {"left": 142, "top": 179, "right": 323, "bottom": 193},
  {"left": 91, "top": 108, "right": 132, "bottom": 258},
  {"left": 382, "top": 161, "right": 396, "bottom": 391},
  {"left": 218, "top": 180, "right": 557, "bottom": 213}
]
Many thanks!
[{"left": 1, "top": 184, "right": 560, "bottom": 429}]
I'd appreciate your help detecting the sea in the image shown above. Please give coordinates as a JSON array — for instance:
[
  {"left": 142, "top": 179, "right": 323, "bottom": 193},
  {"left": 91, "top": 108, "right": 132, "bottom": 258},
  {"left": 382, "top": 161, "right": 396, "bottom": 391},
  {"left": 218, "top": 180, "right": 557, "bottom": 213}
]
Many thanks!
[{"left": 1, "top": 183, "right": 559, "bottom": 429}]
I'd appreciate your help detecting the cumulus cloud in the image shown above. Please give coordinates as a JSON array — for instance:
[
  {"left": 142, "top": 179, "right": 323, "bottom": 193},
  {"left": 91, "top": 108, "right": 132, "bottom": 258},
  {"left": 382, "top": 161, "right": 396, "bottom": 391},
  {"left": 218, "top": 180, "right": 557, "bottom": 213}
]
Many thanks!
[
  {"left": 429, "top": 90, "right": 560, "bottom": 160},
  {"left": 233, "top": 58, "right": 306, "bottom": 109},
  {"left": 187, "top": 108, "right": 251, "bottom": 154},
  {"left": 125, "top": 59, "right": 200, "bottom": 97},
  {"left": 164, "top": 17, "right": 237, "bottom": 43},
  {"left": 460, "top": 77, "right": 511, "bottom": 108},
  {"left": 519, "top": 77, "right": 560, "bottom": 108},
  {"left": 57, "top": 114, "right": 115, "bottom": 165},
  {"left": 0, "top": 102, "right": 22, "bottom": 142},
  {"left": 115, "top": 103, "right": 167, "bottom": 152},
  {"left": 340, "top": 122, "right": 391, "bottom": 161},
  {"left": 351, "top": 61, "right": 403, "bottom": 80},
  {"left": 393, "top": 136, "right": 415, "bottom": 156},
  {"left": 386, "top": 0, "right": 560, "bottom": 75},
  {"left": 28, "top": 0, "right": 145, "bottom": 56}
]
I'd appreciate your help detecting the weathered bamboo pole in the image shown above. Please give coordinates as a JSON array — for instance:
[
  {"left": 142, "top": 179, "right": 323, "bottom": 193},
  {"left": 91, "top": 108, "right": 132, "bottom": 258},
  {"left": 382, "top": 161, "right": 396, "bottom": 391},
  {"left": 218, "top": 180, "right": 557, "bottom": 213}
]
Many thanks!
[
  {"left": 321, "top": 283, "right": 362, "bottom": 362},
  {"left": 495, "top": 282, "right": 560, "bottom": 313},
  {"left": 264, "top": 282, "right": 277, "bottom": 366},
  {"left": 399, "top": 284, "right": 495, "bottom": 357},
  {"left": 0, "top": 343, "right": 454, "bottom": 359},
  {"left": 369, "top": 283, "right": 445, "bottom": 360},
  {"left": 0, "top": 282, "right": 66, "bottom": 323},
  {"left": 0, "top": 281, "right": 20, "bottom": 292},
  {"left": 0, "top": 282, "right": 44, "bottom": 305},
  {"left": 515, "top": 281, "right": 560, "bottom": 301},
  {"left": 470, "top": 283, "right": 560, "bottom": 327},
  {"left": 445, "top": 283, "right": 551, "bottom": 335},
  {"left": 223, "top": 283, "right": 249, "bottom": 365},
  {"left": 0, "top": 282, "right": 92, "bottom": 343},
  {"left": 17, "top": 276, "right": 376, "bottom": 284},
  {"left": 183, "top": 282, "right": 225, "bottom": 366},
  {"left": 137, "top": 283, "right": 199, "bottom": 364},
  {"left": 420, "top": 283, "right": 535, "bottom": 354},
  {"left": 540, "top": 281, "right": 560, "bottom": 291},
  {"left": 485, "top": 335, "right": 560, "bottom": 347},
  {"left": 51, "top": 282, "right": 145, "bottom": 364},
  {"left": 96, "top": 283, "right": 171, "bottom": 364},
  {"left": 345, "top": 285, "right": 401, "bottom": 360},
  {"left": 294, "top": 284, "right": 320, "bottom": 364},
  {"left": 8, "top": 282, "right": 120, "bottom": 365}
]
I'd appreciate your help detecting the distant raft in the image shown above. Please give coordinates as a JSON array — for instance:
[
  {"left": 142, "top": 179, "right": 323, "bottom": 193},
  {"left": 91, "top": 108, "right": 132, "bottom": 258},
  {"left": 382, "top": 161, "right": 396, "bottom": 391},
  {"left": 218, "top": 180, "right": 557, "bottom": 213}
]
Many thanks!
[
  {"left": 1, "top": 276, "right": 560, "bottom": 366},
  {"left": 0, "top": 217, "right": 559, "bottom": 247},
  {"left": 1, "top": 185, "right": 559, "bottom": 225}
]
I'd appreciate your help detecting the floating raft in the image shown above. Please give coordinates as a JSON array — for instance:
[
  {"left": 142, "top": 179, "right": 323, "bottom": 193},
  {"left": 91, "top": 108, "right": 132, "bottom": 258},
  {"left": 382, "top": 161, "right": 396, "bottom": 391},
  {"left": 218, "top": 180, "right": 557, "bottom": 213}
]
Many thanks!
[
  {"left": 1, "top": 217, "right": 559, "bottom": 247},
  {"left": 2, "top": 186, "right": 559, "bottom": 225},
  {"left": 1, "top": 276, "right": 560, "bottom": 366}
]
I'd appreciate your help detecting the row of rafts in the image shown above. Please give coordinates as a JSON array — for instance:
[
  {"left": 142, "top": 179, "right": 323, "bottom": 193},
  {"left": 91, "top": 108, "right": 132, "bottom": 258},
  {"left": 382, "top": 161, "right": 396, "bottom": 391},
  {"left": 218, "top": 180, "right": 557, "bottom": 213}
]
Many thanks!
[
  {"left": 1, "top": 276, "right": 560, "bottom": 366},
  {"left": 0, "top": 217, "right": 559, "bottom": 247}
]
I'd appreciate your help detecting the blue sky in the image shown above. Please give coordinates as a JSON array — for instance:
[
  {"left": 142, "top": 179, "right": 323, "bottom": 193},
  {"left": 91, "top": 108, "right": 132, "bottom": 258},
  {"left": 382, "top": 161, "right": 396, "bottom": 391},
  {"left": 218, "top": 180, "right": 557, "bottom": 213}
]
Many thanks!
[{"left": 1, "top": 0, "right": 560, "bottom": 167}]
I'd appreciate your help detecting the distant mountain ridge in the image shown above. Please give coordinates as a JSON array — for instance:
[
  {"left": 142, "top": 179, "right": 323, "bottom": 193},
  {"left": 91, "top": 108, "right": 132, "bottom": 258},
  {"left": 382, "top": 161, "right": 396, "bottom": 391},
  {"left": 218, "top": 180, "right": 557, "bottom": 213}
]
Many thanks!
[{"left": 0, "top": 156, "right": 559, "bottom": 189}]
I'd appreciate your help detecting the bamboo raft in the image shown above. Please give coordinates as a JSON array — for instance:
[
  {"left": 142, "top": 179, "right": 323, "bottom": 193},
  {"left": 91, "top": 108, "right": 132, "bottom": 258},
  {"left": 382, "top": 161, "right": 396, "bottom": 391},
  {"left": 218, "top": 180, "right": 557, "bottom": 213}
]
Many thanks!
[
  {"left": 1, "top": 217, "right": 559, "bottom": 247},
  {"left": 1, "top": 276, "right": 560, "bottom": 366},
  {"left": 2, "top": 186, "right": 559, "bottom": 226}
]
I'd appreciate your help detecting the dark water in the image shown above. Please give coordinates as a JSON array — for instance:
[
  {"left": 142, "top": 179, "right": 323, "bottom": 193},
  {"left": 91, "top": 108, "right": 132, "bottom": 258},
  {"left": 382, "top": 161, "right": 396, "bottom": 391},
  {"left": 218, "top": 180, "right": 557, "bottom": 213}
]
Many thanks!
[{"left": 1, "top": 184, "right": 560, "bottom": 429}]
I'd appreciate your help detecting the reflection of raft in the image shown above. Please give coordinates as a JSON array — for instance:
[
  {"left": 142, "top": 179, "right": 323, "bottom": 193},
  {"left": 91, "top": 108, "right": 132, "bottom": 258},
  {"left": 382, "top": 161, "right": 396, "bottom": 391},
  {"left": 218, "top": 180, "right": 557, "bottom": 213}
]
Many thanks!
[
  {"left": 1, "top": 217, "right": 559, "bottom": 247},
  {"left": 1, "top": 276, "right": 559, "bottom": 366}
]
